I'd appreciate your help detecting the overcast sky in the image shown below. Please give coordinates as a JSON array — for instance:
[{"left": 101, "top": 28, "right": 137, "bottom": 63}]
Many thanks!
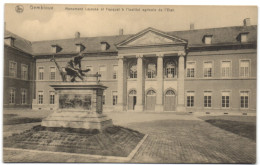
[{"left": 4, "top": 4, "right": 258, "bottom": 41}]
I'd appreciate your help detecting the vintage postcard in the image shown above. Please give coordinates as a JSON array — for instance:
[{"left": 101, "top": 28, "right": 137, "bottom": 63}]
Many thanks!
[{"left": 3, "top": 4, "right": 257, "bottom": 163}]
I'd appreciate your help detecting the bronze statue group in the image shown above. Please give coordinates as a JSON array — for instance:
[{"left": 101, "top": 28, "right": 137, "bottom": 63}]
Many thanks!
[{"left": 51, "top": 53, "right": 90, "bottom": 82}]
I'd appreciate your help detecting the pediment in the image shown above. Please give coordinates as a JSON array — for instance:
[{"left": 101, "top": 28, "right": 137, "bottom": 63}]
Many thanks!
[{"left": 117, "top": 27, "right": 187, "bottom": 48}]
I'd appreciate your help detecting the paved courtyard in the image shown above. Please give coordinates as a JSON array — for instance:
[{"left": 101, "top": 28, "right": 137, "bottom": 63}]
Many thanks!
[{"left": 3, "top": 111, "right": 256, "bottom": 163}]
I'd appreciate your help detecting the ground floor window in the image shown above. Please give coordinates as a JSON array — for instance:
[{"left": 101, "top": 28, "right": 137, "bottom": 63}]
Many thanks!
[
  {"left": 187, "top": 91, "right": 194, "bottom": 107},
  {"left": 9, "top": 88, "right": 15, "bottom": 104},
  {"left": 204, "top": 91, "right": 212, "bottom": 108},
  {"left": 112, "top": 91, "right": 118, "bottom": 105},
  {"left": 240, "top": 91, "right": 249, "bottom": 108},
  {"left": 21, "top": 89, "right": 27, "bottom": 104},
  {"left": 50, "top": 91, "right": 55, "bottom": 104},
  {"left": 221, "top": 91, "right": 230, "bottom": 108},
  {"left": 38, "top": 91, "right": 43, "bottom": 104}
]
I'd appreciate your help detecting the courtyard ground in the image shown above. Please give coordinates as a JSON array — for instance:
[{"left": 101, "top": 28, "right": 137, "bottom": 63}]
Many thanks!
[{"left": 3, "top": 110, "right": 256, "bottom": 163}]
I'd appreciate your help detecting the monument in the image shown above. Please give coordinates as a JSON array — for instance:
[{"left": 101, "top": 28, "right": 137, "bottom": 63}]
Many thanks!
[{"left": 41, "top": 54, "right": 113, "bottom": 130}]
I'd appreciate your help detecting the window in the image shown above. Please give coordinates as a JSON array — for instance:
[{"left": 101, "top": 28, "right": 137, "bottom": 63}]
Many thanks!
[
  {"left": 240, "top": 91, "right": 249, "bottom": 108},
  {"left": 21, "top": 89, "right": 27, "bottom": 104},
  {"left": 9, "top": 88, "right": 15, "bottom": 104},
  {"left": 113, "top": 65, "right": 118, "bottom": 79},
  {"left": 38, "top": 67, "right": 44, "bottom": 80},
  {"left": 21, "top": 64, "right": 28, "bottom": 80},
  {"left": 130, "top": 64, "right": 137, "bottom": 79},
  {"left": 99, "top": 66, "right": 106, "bottom": 80},
  {"left": 147, "top": 90, "right": 156, "bottom": 96},
  {"left": 50, "top": 67, "right": 56, "bottom": 80},
  {"left": 112, "top": 91, "right": 118, "bottom": 105},
  {"left": 187, "top": 62, "right": 195, "bottom": 78},
  {"left": 38, "top": 91, "right": 43, "bottom": 104},
  {"left": 205, "top": 36, "right": 212, "bottom": 44},
  {"left": 165, "top": 62, "right": 176, "bottom": 78},
  {"left": 240, "top": 60, "right": 250, "bottom": 78},
  {"left": 50, "top": 91, "right": 55, "bottom": 104},
  {"left": 9, "top": 61, "right": 17, "bottom": 77},
  {"left": 102, "top": 94, "right": 105, "bottom": 105},
  {"left": 241, "top": 33, "right": 248, "bottom": 43},
  {"left": 221, "top": 61, "right": 231, "bottom": 78},
  {"left": 147, "top": 63, "right": 156, "bottom": 78},
  {"left": 204, "top": 91, "right": 212, "bottom": 108},
  {"left": 187, "top": 91, "right": 195, "bottom": 107},
  {"left": 221, "top": 91, "right": 230, "bottom": 108},
  {"left": 203, "top": 61, "right": 213, "bottom": 78}
]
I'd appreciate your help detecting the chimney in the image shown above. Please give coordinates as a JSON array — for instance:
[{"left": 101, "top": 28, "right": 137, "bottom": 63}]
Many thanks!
[
  {"left": 119, "top": 29, "right": 123, "bottom": 35},
  {"left": 190, "top": 23, "right": 195, "bottom": 30},
  {"left": 75, "top": 31, "right": 80, "bottom": 39},
  {"left": 243, "top": 18, "right": 250, "bottom": 26}
]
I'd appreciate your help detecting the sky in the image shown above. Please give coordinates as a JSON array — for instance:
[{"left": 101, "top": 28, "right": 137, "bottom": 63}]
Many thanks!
[{"left": 4, "top": 4, "right": 258, "bottom": 41}]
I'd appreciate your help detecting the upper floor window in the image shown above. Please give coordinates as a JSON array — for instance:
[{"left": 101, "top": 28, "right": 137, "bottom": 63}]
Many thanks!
[
  {"left": 241, "top": 33, "right": 248, "bottom": 43},
  {"left": 221, "top": 61, "right": 231, "bottom": 78},
  {"left": 165, "top": 62, "right": 176, "bottom": 78},
  {"left": 147, "top": 63, "right": 156, "bottom": 79},
  {"left": 9, "top": 88, "right": 15, "bottom": 104},
  {"left": 9, "top": 61, "right": 17, "bottom": 78},
  {"left": 21, "top": 64, "right": 28, "bottom": 80},
  {"left": 221, "top": 91, "right": 230, "bottom": 108},
  {"left": 186, "top": 62, "right": 195, "bottom": 78},
  {"left": 113, "top": 65, "right": 118, "bottom": 79},
  {"left": 240, "top": 91, "right": 249, "bottom": 109},
  {"left": 99, "top": 66, "right": 107, "bottom": 80},
  {"left": 240, "top": 60, "right": 250, "bottom": 78},
  {"left": 50, "top": 67, "right": 56, "bottom": 80},
  {"left": 21, "top": 89, "right": 27, "bottom": 104},
  {"left": 38, "top": 67, "right": 44, "bottom": 80},
  {"left": 130, "top": 64, "right": 137, "bottom": 79},
  {"left": 203, "top": 61, "right": 213, "bottom": 78}
]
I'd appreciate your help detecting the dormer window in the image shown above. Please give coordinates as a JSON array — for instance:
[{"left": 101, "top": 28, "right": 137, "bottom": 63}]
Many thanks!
[
  {"left": 4, "top": 36, "right": 15, "bottom": 47},
  {"left": 237, "top": 32, "right": 249, "bottom": 43},
  {"left": 75, "top": 43, "right": 85, "bottom": 52},
  {"left": 202, "top": 35, "right": 213, "bottom": 45},
  {"left": 51, "top": 44, "right": 62, "bottom": 53},
  {"left": 100, "top": 41, "right": 110, "bottom": 51}
]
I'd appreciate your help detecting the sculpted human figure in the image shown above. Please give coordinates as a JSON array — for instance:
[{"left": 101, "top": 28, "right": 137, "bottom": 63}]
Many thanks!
[{"left": 51, "top": 53, "right": 90, "bottom": 82}]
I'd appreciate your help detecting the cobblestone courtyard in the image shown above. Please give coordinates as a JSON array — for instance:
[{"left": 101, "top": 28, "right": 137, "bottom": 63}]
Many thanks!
[{"left": 3, "top": 111, "right": 256, "bottom": 163}]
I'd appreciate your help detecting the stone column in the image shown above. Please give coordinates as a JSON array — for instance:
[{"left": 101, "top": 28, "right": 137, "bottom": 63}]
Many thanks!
[
  {"left": 115, "top": 57, "right": 125, "bottom": 111},
  {"left": 135, "top": 54, "right": 144, "bottom": 111},
  {"left": 176, "top": 51, "right": 186, "bottom": 111},
  {"left": 155, "top": 53, "right": 164, "bottom": 112}
]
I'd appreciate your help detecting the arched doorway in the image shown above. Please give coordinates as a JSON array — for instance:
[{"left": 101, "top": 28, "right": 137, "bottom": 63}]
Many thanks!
[
  {"left": 146, "top": 90, "right": 156, "bottom": 111},
  {"left": 164, "top": 90, "right": 176, "bottom": 111},
  {"left": 128, "top": 90, "right": 137, "bottom": 110}
]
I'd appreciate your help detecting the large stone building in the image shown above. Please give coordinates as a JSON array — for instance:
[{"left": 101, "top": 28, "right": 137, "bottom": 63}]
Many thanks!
[{"left": 4, "top": 18, "right": 257, "bottom": 113}]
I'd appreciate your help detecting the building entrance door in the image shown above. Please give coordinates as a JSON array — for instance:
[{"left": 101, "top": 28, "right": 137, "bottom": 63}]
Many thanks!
[
  {"left": 128, "top": 90, "right": 137, "bottom": 110},
  {"left": 164, "top": 90, "right": 176, "bottom": 111},
  {"left": 146, "top": 90, "right": 156, "bottom": 111}
]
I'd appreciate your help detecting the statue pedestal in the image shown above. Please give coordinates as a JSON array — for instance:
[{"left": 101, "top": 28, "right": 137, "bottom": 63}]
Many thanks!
[{"left": 41, "top": 82, "right": 113, "bottom": 130}]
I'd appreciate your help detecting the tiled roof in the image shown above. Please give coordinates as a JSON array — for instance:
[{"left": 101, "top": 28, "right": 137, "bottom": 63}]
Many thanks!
[
  {"left": 4, "top": 30, "right": 33, "bottom": 54},
  {"left": 167, "top": 25, "right": 257, "bottom": 47},
  {"left": 4, "top": 25, "right": 257, "bottom": 56}
]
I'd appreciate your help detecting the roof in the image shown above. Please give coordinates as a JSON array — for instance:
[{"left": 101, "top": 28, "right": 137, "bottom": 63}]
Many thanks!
[
  {"left": 4, "top": 30, "right": 33, "bottom": 54},
  {"left": 4, "top": 25, "right": 257, "bottom": 56}
]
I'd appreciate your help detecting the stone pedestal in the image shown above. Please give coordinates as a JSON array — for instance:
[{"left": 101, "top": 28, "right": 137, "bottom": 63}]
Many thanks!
[{"left": 41, "top": 82, "right": 113, "bottom": 130}]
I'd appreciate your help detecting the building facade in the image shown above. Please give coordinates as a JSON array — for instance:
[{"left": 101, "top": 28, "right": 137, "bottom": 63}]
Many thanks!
[{"left": 4, "top": 18, "right": 257, "bottom": 113}]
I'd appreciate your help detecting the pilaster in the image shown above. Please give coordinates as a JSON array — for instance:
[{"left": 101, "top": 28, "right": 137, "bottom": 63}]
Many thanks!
[{"left": 155, "top": 53, "right": 164, "bottom": 112}]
